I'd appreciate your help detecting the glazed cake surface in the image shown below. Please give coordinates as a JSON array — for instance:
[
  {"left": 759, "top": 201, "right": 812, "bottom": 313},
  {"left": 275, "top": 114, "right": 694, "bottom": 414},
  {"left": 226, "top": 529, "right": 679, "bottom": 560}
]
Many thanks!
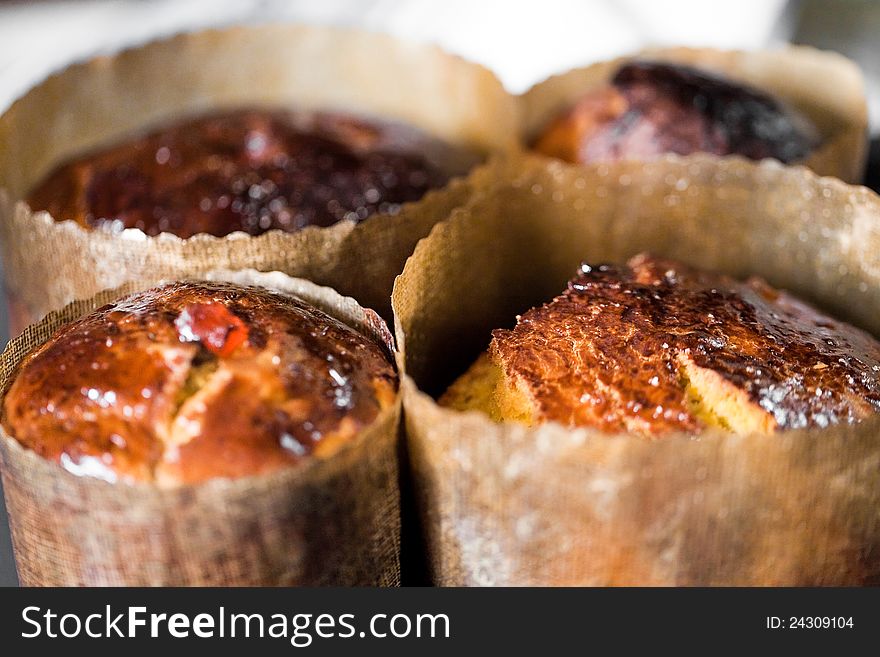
[
  {"left": 532, "top": 61, "right": 820, "bottom": 164},
  {"left": 2, "top": 281, "right": 398, "bottom": 484},
  {"left": 442, "top": 254, "right": 880, "bottom": 435},
  {"left": 27, "top": 109, "right": 454, "bottom": 238}
]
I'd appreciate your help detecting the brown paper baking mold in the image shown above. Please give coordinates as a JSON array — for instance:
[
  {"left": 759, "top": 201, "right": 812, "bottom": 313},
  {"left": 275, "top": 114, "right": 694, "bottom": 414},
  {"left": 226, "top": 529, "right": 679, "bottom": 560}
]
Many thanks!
[
  {"left": 522, "top": 46, "right": 868, "bottom": 183},
  {"left": 0, "top": 269, "right": 401, "bottom": 586},
  {"left": 392, "top": 154, "right": 880, "bottom": 586},
  {"left": 0, "top": 24, "right": 517, "bottom": 333}
]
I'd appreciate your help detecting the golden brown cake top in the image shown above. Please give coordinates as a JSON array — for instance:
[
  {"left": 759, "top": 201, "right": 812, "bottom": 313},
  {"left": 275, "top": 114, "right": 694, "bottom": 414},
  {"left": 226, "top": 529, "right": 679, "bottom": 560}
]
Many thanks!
[
  {"left": 27, "top": 109, "right": 454, "bottom": 238},
  {"left": 491, "top": 254, "right": 880, "bottom": 434},
  {"left": 532, "top": 61, "right": 820, "bottom": 164},
  {"left": 2, "top": 282, "right": 397, "bottom": 485}
]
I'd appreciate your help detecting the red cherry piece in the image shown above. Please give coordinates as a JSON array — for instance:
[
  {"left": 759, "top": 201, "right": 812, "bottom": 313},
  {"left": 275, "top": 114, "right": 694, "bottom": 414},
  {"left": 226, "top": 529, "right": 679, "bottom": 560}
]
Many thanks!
[{"left": 175, "top": 302, "right": 248, "bottom": 357}]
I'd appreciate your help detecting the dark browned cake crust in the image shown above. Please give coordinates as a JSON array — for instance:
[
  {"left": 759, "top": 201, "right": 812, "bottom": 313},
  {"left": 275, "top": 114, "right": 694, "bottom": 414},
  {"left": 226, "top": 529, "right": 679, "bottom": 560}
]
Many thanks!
[
  {"left": 1, "top": 282, "right": 397, "bottom": 485},
  {"left": 532, "top": 61, "right": 820, "bottom": 164},
  {"left": 490, "top": 254, "right": 880, "bottom": 434},
  {"left": 27, "top": 109, "right": 453, "bottom": 238}
]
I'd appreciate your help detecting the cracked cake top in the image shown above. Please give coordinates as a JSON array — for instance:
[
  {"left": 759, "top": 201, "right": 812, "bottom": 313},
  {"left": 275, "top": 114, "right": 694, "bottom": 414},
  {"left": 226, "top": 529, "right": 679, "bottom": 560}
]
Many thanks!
[{"left": 1, "top": 281, "right": 397, "bottom": 485}]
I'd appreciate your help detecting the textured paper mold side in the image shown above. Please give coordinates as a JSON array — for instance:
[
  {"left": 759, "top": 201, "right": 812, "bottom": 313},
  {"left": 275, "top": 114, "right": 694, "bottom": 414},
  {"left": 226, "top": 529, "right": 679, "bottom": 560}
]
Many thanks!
[
  {"left": 0, "top": 269, "right": 401, "bottom": 586},
  {"left": 393, "top": 153, "right": 880, "bottom": 586},
  {"left": 520, "top": 46, "right": 868, "bottom": 183}
]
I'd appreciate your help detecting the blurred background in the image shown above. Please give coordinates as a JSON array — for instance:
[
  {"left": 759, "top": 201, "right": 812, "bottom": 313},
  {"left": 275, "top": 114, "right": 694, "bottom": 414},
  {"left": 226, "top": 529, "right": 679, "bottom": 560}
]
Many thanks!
[{"left": 0, "top": 0, "right": 878, "bottom": 586}]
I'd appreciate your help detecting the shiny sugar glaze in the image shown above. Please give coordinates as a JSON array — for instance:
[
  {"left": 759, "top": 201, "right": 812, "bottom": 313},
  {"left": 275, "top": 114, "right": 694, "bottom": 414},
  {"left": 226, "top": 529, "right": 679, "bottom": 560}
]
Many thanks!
[
  {"left": 27, "top": 109, "right": 454, "bottom": 238},
  {"left": 491, "top": 254, "right": 880, "bottom": 434},
  {"left": 532, "top": 61, "right": 820, "bottom": 164},
  {"left": 1, "top": 282, "right": 398, "bottom": 484}
]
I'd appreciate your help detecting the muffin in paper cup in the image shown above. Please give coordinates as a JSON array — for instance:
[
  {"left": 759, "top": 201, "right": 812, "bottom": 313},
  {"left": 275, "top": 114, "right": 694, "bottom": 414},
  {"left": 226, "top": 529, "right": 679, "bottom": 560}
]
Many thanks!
[
  {"left": 0, "top": 24, "right": 516, "bottom": 333},
  {"left": 392, "top": 154, "right": 880, "bottom": 586},
  {"left": 0, "top": 269, "right": 401, "bottom": 586},
  {"left": 521, "top": 46, "right": 868, "bottom": 183}
]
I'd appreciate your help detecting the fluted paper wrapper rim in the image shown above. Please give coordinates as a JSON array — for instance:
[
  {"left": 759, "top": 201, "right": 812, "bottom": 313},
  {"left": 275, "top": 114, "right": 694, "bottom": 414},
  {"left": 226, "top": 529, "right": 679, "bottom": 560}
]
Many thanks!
[
  {"left": 0, "top": 269, "right": 401, "bottom": 586},
  {"left": 392, "top": 154, "right": 880, "bottom": 586},
  {"left": 521, "top": 45, "right": 868, "bottom": 183},
  {"left": 0, "top": 23, "right": 515, "bottom": 330}
]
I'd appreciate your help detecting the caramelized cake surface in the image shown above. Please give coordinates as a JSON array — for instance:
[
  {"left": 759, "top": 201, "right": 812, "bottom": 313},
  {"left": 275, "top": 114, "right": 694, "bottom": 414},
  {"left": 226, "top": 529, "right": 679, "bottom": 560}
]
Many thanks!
[
  {"left": 2, "top": 282, "right": 397, "bottom": 484},
  {"left": 532, "top": 61, "right": 820, "bottom": 164},
  {"left": 28, "top": 110, "right": 454, "bottom": 238},
  {"left": 442, "top": 254, "right": 880, "bottom": 435}
]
